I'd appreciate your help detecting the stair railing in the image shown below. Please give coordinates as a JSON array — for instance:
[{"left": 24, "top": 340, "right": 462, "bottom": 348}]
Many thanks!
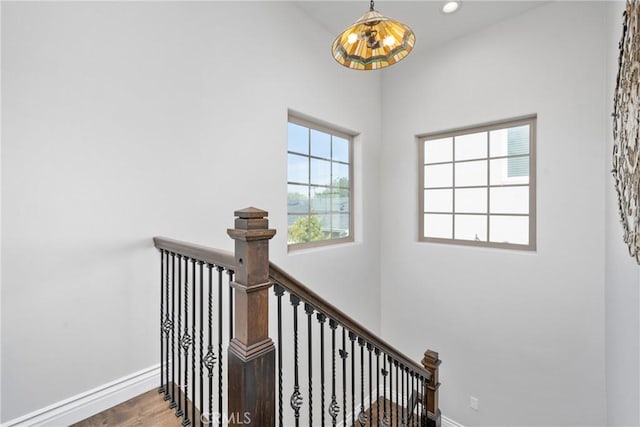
[{"left": 154, "top": 207, "right": 441, "bottom": 427}]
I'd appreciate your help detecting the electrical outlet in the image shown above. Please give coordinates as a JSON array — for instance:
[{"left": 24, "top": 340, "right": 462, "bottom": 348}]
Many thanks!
[{"left": 470, "top": 396, "right": 479, "bottom": 411}]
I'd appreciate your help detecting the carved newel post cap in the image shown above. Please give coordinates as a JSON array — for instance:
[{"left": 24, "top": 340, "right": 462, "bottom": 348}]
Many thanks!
[
  {"left": 234, "top": 207, "right": 268, "bottom": 219},
  {"left": 227, "top": 207, "right": 276, "bottom": 241},
  {"left": 423, "top": 349, "right": 441, "bottom": 366}
]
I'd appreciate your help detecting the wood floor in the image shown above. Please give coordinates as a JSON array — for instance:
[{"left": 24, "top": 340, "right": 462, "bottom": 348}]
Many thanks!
[
  {"left": 71, "top": 387, "right": 184, "bottom": 427},
  {"left": 71, "top": 390, "right": 417, "bottom": 427}
]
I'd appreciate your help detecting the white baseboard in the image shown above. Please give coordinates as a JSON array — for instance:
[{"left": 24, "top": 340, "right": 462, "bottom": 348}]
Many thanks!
[
  {"left": 2, "top": 364, "right": 160, "bottom": 427},
  {"left": 442, "top": 414, "right": 465, "bottom": 427}
]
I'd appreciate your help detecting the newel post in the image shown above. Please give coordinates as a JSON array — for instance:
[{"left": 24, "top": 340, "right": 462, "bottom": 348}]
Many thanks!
[
  {"left": 422, "top": 349, "right": 442, "bottom": 427},
  {"left": 227, "top": 207, "right": 276, "bottom": 426}
]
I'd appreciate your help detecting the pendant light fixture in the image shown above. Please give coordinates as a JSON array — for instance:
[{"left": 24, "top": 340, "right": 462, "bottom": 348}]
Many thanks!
[{"left": 331, "top": 0, "right": 415, "bottom": 71}]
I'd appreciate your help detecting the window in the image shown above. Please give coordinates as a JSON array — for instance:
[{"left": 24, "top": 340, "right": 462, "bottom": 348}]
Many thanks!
[
  {"left": 419, "top": 116, "right": 536, "bottom": 250},
  {"left": 287, "top": 115, "right": 353, "bottom": 249}
]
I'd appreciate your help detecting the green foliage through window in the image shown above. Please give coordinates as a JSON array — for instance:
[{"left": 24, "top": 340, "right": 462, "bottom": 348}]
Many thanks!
[{"left": 288, "top": 215, "right": 325, "bottom": 243}]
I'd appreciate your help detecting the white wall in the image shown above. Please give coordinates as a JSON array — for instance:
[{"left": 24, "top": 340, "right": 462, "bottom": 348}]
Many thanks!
[
  {"left": 1, "top": 2, "right": 382, "bottom": 421},
  {"left": 604, "top": 2, "right": 640, "bottom": 426},
  {"left": 4, "top": 1, "right": 639, "bottom": 425},
  {"left": 380, "top": 2, "right": 608, "bottom": 425}
]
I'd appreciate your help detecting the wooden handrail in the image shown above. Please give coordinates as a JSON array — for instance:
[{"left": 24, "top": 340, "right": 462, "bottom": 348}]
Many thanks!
[
  {"left": 153, "top": 236, "right": 236, "bottom": 271},
  {"left": 269, "top": 262, "right": 432, "bottom": 382},
  {"left": 153, "top": 235, "right": 431, "bottom": 381}
]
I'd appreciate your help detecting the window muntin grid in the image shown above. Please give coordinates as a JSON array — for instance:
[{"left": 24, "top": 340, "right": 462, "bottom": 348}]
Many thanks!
[
  {"left": 419, "top": 116, "right": 536, "bottom": 250},
  {"left": 287, "top": 116, "right": 354, "bottom": 250}
]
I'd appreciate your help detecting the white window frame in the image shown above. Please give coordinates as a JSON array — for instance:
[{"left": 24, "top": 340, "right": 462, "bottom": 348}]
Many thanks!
[
  {"left": 418, "top": 115, "right": 537, "bottom": 251},
  {"left": 287, "top": 114, "right": 355, "bottom": 251}
]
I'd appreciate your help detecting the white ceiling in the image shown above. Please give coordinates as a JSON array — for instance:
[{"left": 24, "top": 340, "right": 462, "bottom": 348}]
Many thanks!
[{"left": 295, "top": 1, "right": 546, "bottom": 52}]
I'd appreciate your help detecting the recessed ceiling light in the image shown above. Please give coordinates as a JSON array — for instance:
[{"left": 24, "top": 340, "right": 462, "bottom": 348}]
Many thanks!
[{"left": 442, "top": 1, "right": 460, "bottom": 14}]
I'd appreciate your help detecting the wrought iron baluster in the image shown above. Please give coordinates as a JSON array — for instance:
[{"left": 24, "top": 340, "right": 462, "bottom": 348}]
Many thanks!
[
  {"left": 420, "top": 376, "right": 429, "bottom": 427},
  {"left": 412, "top": 371, "right": 416, "bottom": 427},
  {"left": 164, "top": 250, "right": 171, "bottom": 401},
  {"left": 219, "top": 268, "right": 227, "bottom": 424},
  {"left": 318, "top": 313, "right": 326, "bottom": 427},
  {"left": 274, "top": 285, "right": 285, "bottom": 427},
  {"left": 175, "top": 255, "right": 183, "bottom": 417},
  {"left": 415, "top": 373, "right": 422, "bottom": 427},
  {"left": 203, "top": 265, "right": 215, "bottom": 426},
  {"left": 340, "top": 328, "right": 348, "bottom": 427},
  {"left": 191, "top": 260, "right": 196, "bottom": 426},
  {"left": 358, "top": 338, "right": 366, "bottom": 426},
  {"left": 290, "top": 294, "right": 302, "bottom": 426},
  {"left": 375, "top": 348, "right": 380, "bottom": 427},
  {"left": 395, "top": 360, "right": 399, "bottom": 427},
  {"left": 159, "top": 250, "right": 165, "bottom": 395},
  {"left": 349, "top": 332, "right": 356, "bottom": 427},
  {"left": 382, "top": 355, "right": 388, "bottom": 427},
  {"left": 409, "top": 368, "right": 413, "bottom": 427},
  {"left": 329, "top": 319, "right": 339, "bottom": 426},
  {"left": 198, "top": 261, "right": 204, "bottom": 427},
  {"left": 305, "top": 304, "right": 314, "bottom": 427},
  {"left": 388, "top": 356, "right": 393, "bottom": 427},
  {"left": 401, "top": 365, "right": 405, "bottom": 427},
  {"left": 367, "top": 343, "right": 373, "bottom": 427},
  {"left": 181, "top": 257, "right": 191, "bottom": 426},
  {"left": 170, "top": 253, "right": 177, "bottom": 410},
  {"left": 408, "top": 369, "right": 412, "bottom": 427},
  {"left": 419, "top": 373, "right": 422, "bottom": 427},
  {"left": 223, "top": 269, "right": 233, "bottom": 423},
  {"left": 408, "top": 369, "right": 411, "bottom": 426},
  {"left": 413, "top": 372, "right": 422, "bottom": 427},
  {"left": 228, "top": 270, "right": 234, "bottom": 342},
  {"left": 404, "top": 369, "right": 408, "bottom": 426}
]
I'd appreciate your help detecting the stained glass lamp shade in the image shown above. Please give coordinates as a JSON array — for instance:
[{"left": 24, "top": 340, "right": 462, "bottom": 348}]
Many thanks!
[{"left": 331, "top": 2, "right": 415, "bottom": 71}]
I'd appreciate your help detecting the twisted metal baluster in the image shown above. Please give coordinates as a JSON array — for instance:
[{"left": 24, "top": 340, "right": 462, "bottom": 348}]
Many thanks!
[
  {"left": 274, "top": 285, "right": 285, "bottom": 427},
  {"left": 290, "top": 294, "right": 302, "bottom": 426},
  {"left": 358, "top": 338, "right": 366, "bottom": 426},
  {"left": 329, "top": 319, "right": 339, "bottom": 426},
  {"left": 163, "top": 251, "right": 172, "bottom": 401},
  {"left": 415, "top": 372, "right": 419, "bottom": 427},
  {"left": 305, "top": 304, "right": 314, "bottom": 427},
  {"left": 175, "top": 255, "right": 183, "bottom": 417},
  {"left": 190, "top": 260, "right": 196, "bottom": 426},
  {"left": 408, "top": 367, "right": 412, "bottom": 427},
  {"left": 415, "top": 373, "right": 422, "bottom": 427},
  {"left": 318, "top": 313, "right": 326, "bottom": 426},
  {"left": 340, "top": 328, "right": 348, "bottom": 427},
  {"left": 198, "top": 261, "right": 204, "bottom": 427},
  {"left": 181, "top": 257, "right": 191, "bottom": 426},
  {"left": 203, "top": 265, "right": 216, "bottom": 426},
  {"left": 408, "top": 368, "right": 412, "bottom": 426},
  {"left": 349, "top": 332, "right": 356, "bottom": 427},
  {"left": 382, "top": 355, "right": 389, "bottom": 426},
  {"left": 159, "top": 250, "right": 165, "bottom": 395},
  {"left": 169, "top": 253, "right": 177, "bottom": 409}
]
